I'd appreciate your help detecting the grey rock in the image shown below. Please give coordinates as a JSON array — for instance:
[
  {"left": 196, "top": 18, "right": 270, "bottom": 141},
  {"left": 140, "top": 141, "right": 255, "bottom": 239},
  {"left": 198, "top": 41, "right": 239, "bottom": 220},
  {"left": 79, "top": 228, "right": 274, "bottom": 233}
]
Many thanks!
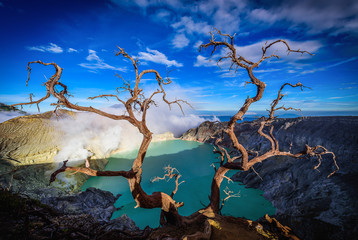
[
  {"left": 104, "top": 214, "right": 140, "bottom": 232},
  {"left": 181, "top": 116, "right": 358, "bottom": 239},
  {"left": 41, "top": 187, "right": 119, "bottom": 222}
]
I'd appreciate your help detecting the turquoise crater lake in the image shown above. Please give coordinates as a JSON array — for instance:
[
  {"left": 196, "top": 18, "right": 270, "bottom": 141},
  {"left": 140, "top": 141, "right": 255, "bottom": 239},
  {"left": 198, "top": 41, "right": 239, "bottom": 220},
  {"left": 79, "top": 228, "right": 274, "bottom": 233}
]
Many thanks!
[{"left": 82, "top": 140, "right": 275, "bottom": 229}]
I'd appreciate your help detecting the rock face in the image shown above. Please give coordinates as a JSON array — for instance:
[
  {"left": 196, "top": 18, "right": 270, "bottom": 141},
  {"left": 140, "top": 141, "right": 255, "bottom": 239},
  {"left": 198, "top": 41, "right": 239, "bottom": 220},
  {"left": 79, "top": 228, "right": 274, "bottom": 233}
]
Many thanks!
[
  {"left": 40, "top": 187, "right": 141, "bottom": 232},
  {"left": 0, "top": 111, "right": 65, "bottom": 165},
  {"left": 0, "top": 110, "right": 109, "bottom": 196},
  {"left": 41, "top": 187, "right": 120, "bottom": 222},
  {"left": 181, "top": 116, "right": 358, "bottom": 240},
  {"left": 0, "top": 189, "right": 146, "bottom": 240}
]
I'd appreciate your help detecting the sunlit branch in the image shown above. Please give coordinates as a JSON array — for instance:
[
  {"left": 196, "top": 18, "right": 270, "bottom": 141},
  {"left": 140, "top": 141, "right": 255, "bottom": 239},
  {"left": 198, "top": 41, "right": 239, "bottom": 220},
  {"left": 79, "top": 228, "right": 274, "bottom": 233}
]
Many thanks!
[
  {"left": 50, "top": 160, "right": 136, "bottom": 184},
  {"left": 199, "top": 29, "right": 337, "bottom": 215}
]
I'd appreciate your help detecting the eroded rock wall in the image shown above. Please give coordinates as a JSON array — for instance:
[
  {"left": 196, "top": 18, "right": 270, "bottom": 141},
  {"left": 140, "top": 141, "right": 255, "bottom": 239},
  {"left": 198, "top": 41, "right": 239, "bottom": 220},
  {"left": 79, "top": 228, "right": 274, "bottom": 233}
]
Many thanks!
[
  {"left": 0, "top": 111, "right": 64, "bottom": 165},
  {"left": 181, "top": 116, "right": 358, "bottom": 239},
  {"left": 0, "top": 110, "right": 107, "bottom": 197}
]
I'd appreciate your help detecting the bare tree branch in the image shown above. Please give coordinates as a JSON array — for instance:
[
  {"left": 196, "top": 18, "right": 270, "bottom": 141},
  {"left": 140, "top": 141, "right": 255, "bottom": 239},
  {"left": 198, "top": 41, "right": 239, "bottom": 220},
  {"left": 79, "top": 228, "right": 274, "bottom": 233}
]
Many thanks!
[
  {"left": 219, "top": 187, "right": 240, "bottom": 214},
  {"left": 200, "top": 29, "right": 338, "bottom": 215},
  {"left": 151, "top": 165, "right": 185, "bottom": 198},
  {"left": 14, "top": 47, "right": 190, "bottom": 226},
  {"left": 50, "top": 160, "right": 136, "bottom": 184}
]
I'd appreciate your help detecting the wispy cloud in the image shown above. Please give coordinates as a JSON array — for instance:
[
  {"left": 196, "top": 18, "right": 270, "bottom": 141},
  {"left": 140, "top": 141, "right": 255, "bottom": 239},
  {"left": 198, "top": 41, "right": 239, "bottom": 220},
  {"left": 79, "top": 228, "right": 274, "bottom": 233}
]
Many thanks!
[
  {"left": 137, "top": 48, "right": 183, "bottom": 67},
  {"left": 115, "top": 0, "right": 358, "bottom": 39},
  {"left": 68, "top": 48, "right": 79, "bottom": 53},
  {"left": 328, "top": 94, "right": 358, "bottom": 99},
  {"left": 234, "top": 39, "right": 321, "bottom": 62},
  {"left": 248, "top": 0, "right": 358, "bottom": 35},
  {"left": 329, "top": 96, "right": 345, "bottom": 99},
  {"left": 343, "top": 82, "right": 358, "bottom": 85},
  {"left": 300, "top": 67, "right": 325, "bottom": 75},
  {"left": 79, "top": 49, "right": 126, "bottom": 72},
  {"left": 253, "top": 68, "right": 281, "bottom": 73},
  {"left": 220, "top": 71, "right": 243, "bottom": 79},
  {"left": 224, "top": 79, "right": 245, "bottom": 87},
  {"left": 151, "top": 8, "right": 173, "bottom": 23},
  {"left": 27, "top": 43, "right": 63, "bottom": 53},
  {"left": 193, "top": 40, "right": 203, "bottom": 50},
  {"left": 171, "top": 16, "right": 212, "bottom": 35},
  {"left": 172, "top": 33, "right": 190, "bottom": 48},
  {"left": 300, "top": 57, "right": 358, "bottom": 75},
  {"left": 194, "top": 55, "right": 217, "bottom": 67},
  {"left": 326, "top": 57, "right": 357, "bottom": 68},
  {"left": 170, "top": 16, "right": 212, "bottom": 49},
  {"left": 195, "top": 39, "right": 320, "bottom": 68},
  {"left": 339, "top": 86, "right": 357, "bottom": 90}
]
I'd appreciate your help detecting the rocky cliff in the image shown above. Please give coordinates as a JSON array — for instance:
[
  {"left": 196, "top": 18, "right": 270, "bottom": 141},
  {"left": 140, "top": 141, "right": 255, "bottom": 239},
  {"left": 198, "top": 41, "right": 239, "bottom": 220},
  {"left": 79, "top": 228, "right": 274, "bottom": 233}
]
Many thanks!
[
  {"left": 181, "top": 116, "right": 358, "bottom": 240},
  {"left": 0, "top": 110, "right": 109, "bottom": 198},
  {"left": 0, "top": 110, "right": 145, "bottom": 238},
  {"left": 0, "top": 109, "right": 176, "bottom": 197}
]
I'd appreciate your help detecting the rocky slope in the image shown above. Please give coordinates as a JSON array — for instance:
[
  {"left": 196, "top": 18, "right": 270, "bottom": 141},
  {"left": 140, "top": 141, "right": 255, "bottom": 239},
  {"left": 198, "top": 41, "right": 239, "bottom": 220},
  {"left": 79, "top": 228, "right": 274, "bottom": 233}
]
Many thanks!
[
  {"left": 1, "top": 187, "right": 302, "bottom": 240},
  {"left": 181, "top": 116, "right": 358, "bottom": 240},
  {"left": 0, "top": 109, "right": 174, "bottom": 199},
  {"left": 0, "top": 110, "right": 64, "bottom": 165},
  {"left": 0, "top": 188, "right": 148, "bottom": 240},
  {"left": 0, "top": 109, "right": 109, "bottom": 198}
]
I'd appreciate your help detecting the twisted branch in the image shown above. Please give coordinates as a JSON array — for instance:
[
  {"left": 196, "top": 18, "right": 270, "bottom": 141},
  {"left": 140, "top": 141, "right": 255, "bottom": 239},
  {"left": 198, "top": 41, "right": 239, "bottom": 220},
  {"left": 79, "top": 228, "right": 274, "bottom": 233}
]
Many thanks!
[
  {"left": 14, "top": 47, "right": 189, "bottom": 225},
  {"left": 151, "top": 165, "right": 185, "bottom": 198},
  {"left": 200, "top": 29, "right": 337, "bottom": 214}
]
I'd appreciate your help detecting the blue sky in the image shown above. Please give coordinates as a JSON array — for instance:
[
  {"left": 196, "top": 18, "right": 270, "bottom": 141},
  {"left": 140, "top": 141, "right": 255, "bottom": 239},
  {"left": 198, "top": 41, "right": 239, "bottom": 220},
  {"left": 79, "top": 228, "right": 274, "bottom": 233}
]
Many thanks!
[{"left": 0, "top": 0, "right": 357, "bottom": 115}]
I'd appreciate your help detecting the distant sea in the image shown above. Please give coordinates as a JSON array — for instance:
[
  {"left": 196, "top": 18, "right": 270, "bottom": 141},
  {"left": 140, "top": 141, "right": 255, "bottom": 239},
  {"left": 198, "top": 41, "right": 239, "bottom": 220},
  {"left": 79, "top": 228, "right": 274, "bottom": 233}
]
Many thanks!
[{"left": 198, "top": 110, "right": 358, "bottom": 123}]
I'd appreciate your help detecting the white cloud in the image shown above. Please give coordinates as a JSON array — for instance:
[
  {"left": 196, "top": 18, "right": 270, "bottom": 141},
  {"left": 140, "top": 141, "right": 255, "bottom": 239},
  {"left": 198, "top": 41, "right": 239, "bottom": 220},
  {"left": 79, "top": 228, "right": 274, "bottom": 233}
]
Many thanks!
[
  {"left": 253, "top": 68, "right": 281, "bottom": 73},
  {"left": 172, "top": 33, "right": 190, "bottom": 48},
  {"left": 234, "top": 39, "right": 322, "bottom": 63},
  {"left": 0, "top": 111, "right": 26, "bottom": 123},
  {"left": 68, "top": 48, "right": 78, "bottom": 53},
  {"left": 114, "top": 0, "right": 358, "bottom": 37},
  {"left": 152, "top": 9, "right": 173, "bottom": 22},
  {"left": 325, "top": 57, "right": 357, "bottom": 68},
  {"left": 224, "top": 79, "right": 245, "bottom": 87},
  {"left": 115, "top": 0, "right": 183, "bottom": 9},
  {"left": 300, "top": 67, "right": 325, "bottom": 75},
  {"left": 195, "top": 39, "right": 321, "bottom": 70},
  {"left": 79, "top": 49, "right": 126, "bottom": 72},
  {"left": 27, "top": 43, "right": 63, "bottom": 53},
  {"left": 339, "top": 87, "right": 357, "bottom": 90},
  {"left": 137, "top": 48, "right": 183, "bottom": 67},
  {"left": 298, "top": 57, "right": 357, "bottom": 75},
  {"left": 193, "top": 40, "right": 203, "bottom": 50},
  {"left": 249, "top": 0, "right": 358, "bottom": 35},
  {"left": 194, "top": 55, "right": 217, "bottom": 67},
  {"left": 329, "top": 96, "right": 345, "bottom": 99},
  {"left": 169, "top": 16, "right": 211, "bottom": 49},
  {"left": 249, "top": 8, "right": 280, "bottom": 24},
  {"left": 86, "top": 49, "right": 101, "bottom": 61},
  {"left": 194, "top": 0, "right": 245, "bottom": 33},
  {"left": 171, "top": 16, "right": 212, "bottom": 35}
]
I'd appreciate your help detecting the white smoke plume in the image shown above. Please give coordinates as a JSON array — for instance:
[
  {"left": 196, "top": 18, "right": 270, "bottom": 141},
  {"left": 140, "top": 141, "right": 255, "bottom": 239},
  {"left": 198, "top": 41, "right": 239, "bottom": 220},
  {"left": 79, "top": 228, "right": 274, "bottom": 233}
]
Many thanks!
[
  {"left": 51, "top": 104, "right": 216, "bottom": 163},
  {"left": 0, "top": 111, "right": 26, "bottom": 123}
]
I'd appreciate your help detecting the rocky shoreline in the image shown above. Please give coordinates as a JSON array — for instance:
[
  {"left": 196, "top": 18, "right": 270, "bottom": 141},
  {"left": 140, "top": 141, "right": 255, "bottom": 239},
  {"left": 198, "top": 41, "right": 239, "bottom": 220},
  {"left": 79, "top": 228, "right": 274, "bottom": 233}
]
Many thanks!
[{"left": 181, "top": 116, "right": 358, "bottom": 239}]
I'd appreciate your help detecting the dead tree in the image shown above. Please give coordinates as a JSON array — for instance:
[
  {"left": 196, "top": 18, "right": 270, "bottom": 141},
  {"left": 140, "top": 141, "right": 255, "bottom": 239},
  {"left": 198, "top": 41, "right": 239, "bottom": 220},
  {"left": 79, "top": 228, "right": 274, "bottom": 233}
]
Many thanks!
[
  {"left": 13, "top": 32, "right": 339, "bottom": 234},
  {"left": 198, "top": 29, "right": 339, "bottom": 214},
  {"left": 12, "top": 47, "right": 189, "bottom": 226}
]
